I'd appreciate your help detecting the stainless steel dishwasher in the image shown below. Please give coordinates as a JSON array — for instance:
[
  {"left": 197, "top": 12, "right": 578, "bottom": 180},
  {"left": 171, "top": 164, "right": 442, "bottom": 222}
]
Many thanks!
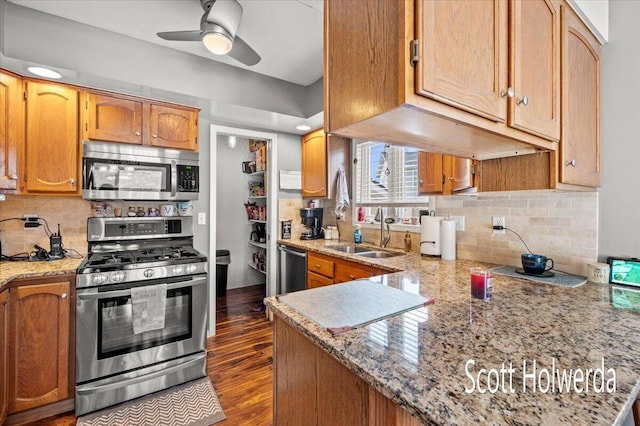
[{"left": 278, "top": 244, "right": 307, "bottom": 293}]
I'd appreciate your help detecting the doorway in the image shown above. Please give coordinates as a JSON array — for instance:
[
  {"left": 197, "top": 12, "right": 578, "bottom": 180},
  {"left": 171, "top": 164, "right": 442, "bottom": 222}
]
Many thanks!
[{"left": 209, "top": 125, "right": 278, "bottom": 336}]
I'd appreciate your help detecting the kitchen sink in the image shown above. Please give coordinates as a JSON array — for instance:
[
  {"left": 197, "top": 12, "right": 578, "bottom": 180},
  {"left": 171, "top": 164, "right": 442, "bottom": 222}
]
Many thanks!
[
  {"left": 326, "top": 245, "right": 374, "bottom": 254},
  {"left": 355, "top": 250, "right": 404, "bottom": 259}
]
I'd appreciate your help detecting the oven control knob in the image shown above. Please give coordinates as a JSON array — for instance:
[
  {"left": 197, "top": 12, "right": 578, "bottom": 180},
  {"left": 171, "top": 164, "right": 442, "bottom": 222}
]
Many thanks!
[
  {"left": 111, "top": 271, "right": 125, "bottom": 282},
  {"left": 93, "top": 273, "right": 108, "bottom": 285},
  {"left": 173, "top": 265, "right": 184, "bottom": 275},
  {"left": 143, "top": 269, "right": 155, "bottom": 278}
]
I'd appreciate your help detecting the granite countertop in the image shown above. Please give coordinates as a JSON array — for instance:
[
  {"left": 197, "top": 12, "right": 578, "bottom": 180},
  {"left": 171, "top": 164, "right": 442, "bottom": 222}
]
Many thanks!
[
  {"left": 267, "top": 239, "right": 640, "bottom": 425},
  {"left": 0, "top": 257, "right": 84, "bottom": 290}
]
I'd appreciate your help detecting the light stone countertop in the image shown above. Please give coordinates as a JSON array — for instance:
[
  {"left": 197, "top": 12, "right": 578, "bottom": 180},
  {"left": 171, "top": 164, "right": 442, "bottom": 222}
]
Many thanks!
[
  {"left": 0, "top": 257, "right": 84, "bottom": 290},
  {"left": 267, "top": 238, "right": 640, "bottom": 425}
]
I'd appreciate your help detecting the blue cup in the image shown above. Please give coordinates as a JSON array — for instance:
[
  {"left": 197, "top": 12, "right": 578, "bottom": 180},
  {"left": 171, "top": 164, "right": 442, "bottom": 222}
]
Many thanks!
[{"left": 521, "top": 254, "right": 554, "bottom": 274}]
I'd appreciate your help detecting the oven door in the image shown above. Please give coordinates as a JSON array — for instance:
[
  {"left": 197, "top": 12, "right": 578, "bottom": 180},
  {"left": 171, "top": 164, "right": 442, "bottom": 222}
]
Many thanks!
[{"left": 75, "top": 274, "right": 207, "bottom": 384}]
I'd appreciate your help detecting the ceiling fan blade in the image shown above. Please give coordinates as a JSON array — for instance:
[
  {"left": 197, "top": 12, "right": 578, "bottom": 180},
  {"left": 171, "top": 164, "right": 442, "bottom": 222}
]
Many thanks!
[
  {"left": 157, "top": 30, "right": 203, "bottom": 42},
  {"left": 206, "top": 0, "right": 243, "bottom": 39},
  {"left": 227, "top": 35, "right": 261, "bottom": 66}
]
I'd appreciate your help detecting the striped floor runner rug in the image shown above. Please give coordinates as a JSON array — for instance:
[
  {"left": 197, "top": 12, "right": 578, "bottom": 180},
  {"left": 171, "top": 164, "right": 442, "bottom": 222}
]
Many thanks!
[{"left": 77, "top": 378, "right": 226, "bottom": 426}]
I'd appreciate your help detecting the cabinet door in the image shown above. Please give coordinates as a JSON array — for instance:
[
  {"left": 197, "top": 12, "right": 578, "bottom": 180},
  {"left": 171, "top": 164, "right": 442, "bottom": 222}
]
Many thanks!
[
  {"left": 560, "top": 5, "right": 601, "bottom": 187},
  {"left": 449, "top": 157, "right": 474, "bottom": 193},
  {"left": 86, "top": 92, "right": 143, "bottom": 144},
  {"left": 8, "top": 281, "right": 70, "bottom": 413},
  {"left": 307, "top": 271, "right": 334, "bottom": 289},
  {"left": 24, "top": 81, "right": 79, "bottom": 194},
  {"left": 301, "top": 129, "right": 327, "bottom": 198},
  {"left": 149, "top": 104, "right": 198, "bottom": 151},
  {"left": 510, "top": 0, "right": 560, "bottom": 141},
  {"left": 0, "top": 290, "right": 8, "bottom": 423},
  {"left": 416, "top": 0, "right": 508, "bottom": 122},
  {"left": 0, "top": 71, "right": 23, "bottom": 191},
  {"left": 418, "top": 151, "right": 443, "bottom": 194}
]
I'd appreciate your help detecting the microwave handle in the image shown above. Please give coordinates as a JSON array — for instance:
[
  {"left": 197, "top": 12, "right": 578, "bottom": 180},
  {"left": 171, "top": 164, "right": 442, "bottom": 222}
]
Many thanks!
[{"left": 171, "top": 160, "right": 177, "bottom": 197}]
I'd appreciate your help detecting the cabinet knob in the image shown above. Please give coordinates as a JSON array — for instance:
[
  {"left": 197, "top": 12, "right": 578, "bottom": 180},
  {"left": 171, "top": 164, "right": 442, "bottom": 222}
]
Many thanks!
[
  {"left": 500, "top": 87, "right": 514, "bottom": 98},
  {"left": 516, "top": 96, "right": 529, "bottom": 106},
  {"left": 152, "top": 134, "right": 158, "bottom": 138},
  {"left": 61, "top": 293, "right": 67, "bottom": 299},
  {"left": 349, "top": 275, "right": 355, "bottom": 280},
  {"left": 135, "top": 131, "right": 141, "bottom": 136},
  {"left": 565, "top": 159, "right": 577, "bottom": 167},
  {"left": 10, "top": 175, "right": 18, "bottom": 180},
  {"left": 315, "top": 264, "right": 321, "bottom": 269},
  {"left": 447, "top": 176, "right": 454, "bottom": 181},
  {"left": 69, "top": 178, "right": 75, "bottom": 184}
]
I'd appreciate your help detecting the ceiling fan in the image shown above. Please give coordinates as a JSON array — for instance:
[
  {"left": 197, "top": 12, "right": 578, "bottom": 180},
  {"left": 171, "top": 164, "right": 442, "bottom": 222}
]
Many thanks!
[{"left": 157, "top": 0, "right": 260, "bottom": 66}]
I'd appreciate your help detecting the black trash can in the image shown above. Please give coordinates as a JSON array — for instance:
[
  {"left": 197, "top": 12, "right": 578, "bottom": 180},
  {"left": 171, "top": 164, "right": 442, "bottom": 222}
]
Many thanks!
[{"left": 216, "top": 249, "right": 231, "bottom": 297}]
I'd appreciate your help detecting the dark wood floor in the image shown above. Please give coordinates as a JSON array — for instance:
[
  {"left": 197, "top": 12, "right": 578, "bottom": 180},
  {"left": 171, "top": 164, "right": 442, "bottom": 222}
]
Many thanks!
[{"left": 24, "top": 284, "right": 273, "bottom": 426}]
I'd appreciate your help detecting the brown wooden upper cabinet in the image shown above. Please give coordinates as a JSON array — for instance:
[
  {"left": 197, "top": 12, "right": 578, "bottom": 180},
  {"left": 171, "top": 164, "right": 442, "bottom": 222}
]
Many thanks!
[
  {"left": 418, "top": 152, "right": 475, "bottom": 195},
  {"left": 24, "top": 80, "right": 80, "bottom": 195},
  {"left": 0, "top": 70, "right": 24, "bottom": 192},
  {"left": 477, "top": 3, "right": 601, "bottom": 190},
  {"left": 84, "top": 91, "right": 199, "bottom": 151},
  {"left": 301, "top": 129, "right": 349, "bottom": 199},
  {"left": 324, "top": 0, "right": 561, "bottom": 159}
]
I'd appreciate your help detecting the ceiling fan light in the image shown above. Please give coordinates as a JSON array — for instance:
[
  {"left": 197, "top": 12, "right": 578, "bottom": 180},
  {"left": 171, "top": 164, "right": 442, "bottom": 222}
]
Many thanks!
[{"left": 203, "top": 31, "right": 233, "bottom": 55}]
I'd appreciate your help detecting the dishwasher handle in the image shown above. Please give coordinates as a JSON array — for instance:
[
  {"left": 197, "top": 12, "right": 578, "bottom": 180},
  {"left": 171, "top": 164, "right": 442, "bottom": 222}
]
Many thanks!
[{"left": 278, "top": 245, "right": 307, "bottom": 258}]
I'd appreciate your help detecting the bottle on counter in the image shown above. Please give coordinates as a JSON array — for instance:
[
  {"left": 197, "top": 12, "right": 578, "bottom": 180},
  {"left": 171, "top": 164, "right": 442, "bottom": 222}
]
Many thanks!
[
  {"left": 404, "top": 231, "right": 412, "bottom": 252},
  {"left": 353, "top": 224, "right": 362, "bottom": 244}
]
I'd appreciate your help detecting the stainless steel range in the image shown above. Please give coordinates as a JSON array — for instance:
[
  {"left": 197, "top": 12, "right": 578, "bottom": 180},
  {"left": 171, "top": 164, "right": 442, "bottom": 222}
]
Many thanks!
[{"left": 75, "top": 216, "right": 208, "bottom": 416}]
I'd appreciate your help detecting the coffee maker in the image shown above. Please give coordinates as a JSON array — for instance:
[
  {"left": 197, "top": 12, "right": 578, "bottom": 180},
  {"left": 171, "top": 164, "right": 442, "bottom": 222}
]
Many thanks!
[{"left": 300, "top": 208, "right": 324, "bottom": 240}]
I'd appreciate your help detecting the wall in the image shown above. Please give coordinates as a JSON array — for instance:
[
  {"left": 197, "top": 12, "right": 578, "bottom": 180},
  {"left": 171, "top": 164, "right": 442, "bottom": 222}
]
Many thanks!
[
  {"left": 0, "top": 195, "right": 91, "bottom": 257},
  {"left": 599, "top": 0, "right": 640, "bottom": 260},
  {"left": 433, "top": 191, "right": 598, "bottom": 276}
]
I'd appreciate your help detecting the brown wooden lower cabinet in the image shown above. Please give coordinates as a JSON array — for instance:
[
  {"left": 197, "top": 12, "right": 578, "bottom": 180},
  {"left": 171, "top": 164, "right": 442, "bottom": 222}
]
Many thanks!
[
  {"left": 3, "top": 274, "right": 75, "bottom": 426},
  {"left": 307, "top": 250, "right": 389, "bottom": 289},
  {"left": 274, "top": 316, "right": 420, "bottom": 425},
  {"left": 0, "top": 289, "right": 9, "bottom": 424}
]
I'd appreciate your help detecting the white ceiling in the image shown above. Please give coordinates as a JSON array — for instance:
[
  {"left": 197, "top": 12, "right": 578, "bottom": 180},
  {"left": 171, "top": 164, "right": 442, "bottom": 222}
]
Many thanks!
[{"left": 8, "top": 0, "right": 324, "bottom": 87}]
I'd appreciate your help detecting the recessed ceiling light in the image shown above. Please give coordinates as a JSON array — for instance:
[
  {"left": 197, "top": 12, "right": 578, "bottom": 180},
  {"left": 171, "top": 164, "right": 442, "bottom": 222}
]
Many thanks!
[
  {"left": 296, "top": 125, "right": 311, "bottom": 131},
  {"left": 27, "top": 66, "right": 62, "bottom": 79}
]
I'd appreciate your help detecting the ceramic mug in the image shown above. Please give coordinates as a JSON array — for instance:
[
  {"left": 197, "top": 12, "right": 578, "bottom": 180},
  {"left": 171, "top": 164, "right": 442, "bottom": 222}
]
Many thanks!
[
  {"left": 521, "top": 254, "right": 554, "bottom": 274},
  {"left": 177, "top": 202, "right": 193, "bottom": 216},
  {"left": 160, "top": 204, "right": 176, "bottom": 217}
]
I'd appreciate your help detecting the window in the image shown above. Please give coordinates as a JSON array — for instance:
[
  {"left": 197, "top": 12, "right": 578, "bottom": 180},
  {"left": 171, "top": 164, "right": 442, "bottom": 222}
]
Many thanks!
[{"left": 353, "top": 141, "right": 428, "bottom": 226}]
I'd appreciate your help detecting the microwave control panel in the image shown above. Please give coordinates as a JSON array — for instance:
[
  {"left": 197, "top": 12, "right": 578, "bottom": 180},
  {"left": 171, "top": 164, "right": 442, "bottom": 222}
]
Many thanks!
[{"left": 177, "top": 165, "right": 199, "bottom": 192}]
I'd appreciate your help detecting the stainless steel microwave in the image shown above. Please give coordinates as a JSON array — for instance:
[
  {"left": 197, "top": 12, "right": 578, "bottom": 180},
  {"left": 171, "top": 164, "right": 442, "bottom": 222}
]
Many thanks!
[{"left": 82, "top": 141, "right": 199, "bottom": 201}]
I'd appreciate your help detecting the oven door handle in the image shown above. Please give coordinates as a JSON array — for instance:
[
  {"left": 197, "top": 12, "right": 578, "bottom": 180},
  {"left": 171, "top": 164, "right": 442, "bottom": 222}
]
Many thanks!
[
  {"left": 77, "top": 277, "right": 207, "bottom": 300},
  {"left": 75, "top": 353, "right": 205, "bottom": 395}
]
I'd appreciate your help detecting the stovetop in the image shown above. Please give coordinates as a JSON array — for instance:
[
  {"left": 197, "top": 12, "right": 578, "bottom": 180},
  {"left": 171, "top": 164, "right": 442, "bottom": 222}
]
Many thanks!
[{"left": 78, "top": 246, "right": 205, "bottom": 274}]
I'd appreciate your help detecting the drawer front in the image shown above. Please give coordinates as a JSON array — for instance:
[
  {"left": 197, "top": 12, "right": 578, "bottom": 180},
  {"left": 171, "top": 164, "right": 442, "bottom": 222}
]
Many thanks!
[
  {"left": 335, "top": 261, "right": 376, "bottom": 284},
  {"left": 307, "top": 271, "right": 334, "bottom": 289},
  {"left": 308, "top": 253, "right": 335, "bottom": 279}
]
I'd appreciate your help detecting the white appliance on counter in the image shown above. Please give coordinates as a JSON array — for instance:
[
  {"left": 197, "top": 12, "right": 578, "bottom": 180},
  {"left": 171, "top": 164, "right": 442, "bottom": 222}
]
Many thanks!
[{"left": 420, "top": 216, "right": 456, "bottom": 259}]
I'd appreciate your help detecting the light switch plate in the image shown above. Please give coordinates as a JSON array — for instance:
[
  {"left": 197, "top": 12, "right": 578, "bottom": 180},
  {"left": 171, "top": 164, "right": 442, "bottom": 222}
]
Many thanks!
[
  {"left": 450, "top": 215, "right": 465, "bottom": 231},
  {"left": 197, "top": 212, "right": 206, "bottom": 225}
]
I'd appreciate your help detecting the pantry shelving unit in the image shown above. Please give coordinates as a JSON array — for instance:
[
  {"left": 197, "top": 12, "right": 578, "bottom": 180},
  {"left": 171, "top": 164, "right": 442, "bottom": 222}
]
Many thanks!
[{"left": 245, "top": 144, "right": 268, "bottom": 277}]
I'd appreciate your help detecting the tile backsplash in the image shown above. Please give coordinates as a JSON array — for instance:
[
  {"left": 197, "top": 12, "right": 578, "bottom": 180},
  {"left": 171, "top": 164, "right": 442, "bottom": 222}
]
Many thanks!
[
  {"left": 432, "top": 190, "right": 598, "bottom": 276},
  {"left": 0, "top": 195, "right": 92, "bottom": 256}
]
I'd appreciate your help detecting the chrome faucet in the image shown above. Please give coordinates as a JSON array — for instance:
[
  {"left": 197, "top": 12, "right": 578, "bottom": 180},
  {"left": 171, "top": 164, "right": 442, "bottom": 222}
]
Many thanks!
[{"left": 376, "top": 207, "right": 391, "bottom": 248}]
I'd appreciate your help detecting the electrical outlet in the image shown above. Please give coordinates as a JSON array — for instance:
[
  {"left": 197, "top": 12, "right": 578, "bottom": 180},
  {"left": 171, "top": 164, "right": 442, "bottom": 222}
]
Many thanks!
[
  {"left": 197, "top": 212, "right": 206, "bottom": 225},
  {"left": 450, "top": 215, "right": 465, "bottom": 231},
  {"left": 492, "top": 216, "right": 505, "bottom": 235}
]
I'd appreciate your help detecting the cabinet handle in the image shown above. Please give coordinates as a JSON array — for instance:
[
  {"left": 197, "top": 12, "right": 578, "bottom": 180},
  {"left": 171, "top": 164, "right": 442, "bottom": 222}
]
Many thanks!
[
  {"left": 500, "top": 87, "right": 514, "bottom": 98},
  {"left": 349, "top": 275, "right": 355, "bottom": 280},
  {"left": 565, "top": 159, "right": 577, "bottom": 167},
  {"left": 315, "top": 264, "right": 321, "bottom": 269},
  {"left": 152, "top": 134, "right": 158, "bottom": 138},
  {"left": 304, "top": 188, "right": 325, "bottom": 194},
  {"left": 36, "top": 177, "right": 75, "bottom": 186},
  {"left": 516, "top": 96, "right": 529, "bottom": 106},
  {"left": 10, "top": 175, "right": 18, "bottom": 180},
  {"left": 61, "top": 293, "right": 67, "bottom": 299},
  {"left": 447, "top": 176, "right": 454, "bottom": 181},
  {"left": 135, "top": 131, "right": 141, "bottom": 136}
]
